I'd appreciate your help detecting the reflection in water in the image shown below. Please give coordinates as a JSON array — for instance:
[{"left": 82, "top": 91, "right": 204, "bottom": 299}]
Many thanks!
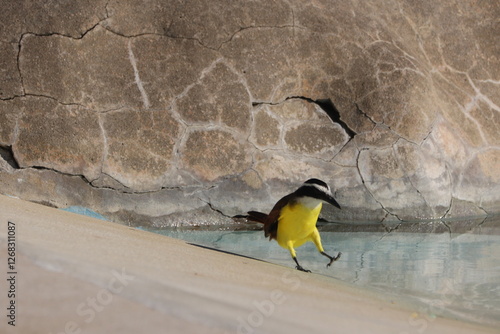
[{"left": 146, "top": 215, "right": 500, "bottom": 327}]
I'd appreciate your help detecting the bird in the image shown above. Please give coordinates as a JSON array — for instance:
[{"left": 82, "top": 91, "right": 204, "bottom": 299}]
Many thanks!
[{"left": 247, "top": 178, "right": 342, "bottom": 272}]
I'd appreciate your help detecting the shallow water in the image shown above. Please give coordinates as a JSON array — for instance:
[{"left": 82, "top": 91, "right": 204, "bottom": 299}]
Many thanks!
[{"left": 144, "top": 216, "right": 500, "bottom": 328}]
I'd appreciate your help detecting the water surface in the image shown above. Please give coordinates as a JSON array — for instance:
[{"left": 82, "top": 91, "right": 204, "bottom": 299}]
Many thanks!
[{"left": 144, "top": 216, "right": 500, "bottom": 328}]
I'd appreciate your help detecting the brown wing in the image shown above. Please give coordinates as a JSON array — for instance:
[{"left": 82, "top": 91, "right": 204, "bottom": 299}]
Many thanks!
[{"left": 260, "top": 193, "right": 294, "bottom": 241}]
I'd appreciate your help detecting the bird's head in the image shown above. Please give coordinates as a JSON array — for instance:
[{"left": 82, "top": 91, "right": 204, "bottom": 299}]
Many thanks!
[{"left": 296, "top": 178, "right": 341, "bottom": 209}]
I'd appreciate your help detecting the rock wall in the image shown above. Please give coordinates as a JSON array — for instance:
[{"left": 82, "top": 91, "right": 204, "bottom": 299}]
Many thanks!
[{"left": 1, "top": 0, "right": 499, "bottom": 226}]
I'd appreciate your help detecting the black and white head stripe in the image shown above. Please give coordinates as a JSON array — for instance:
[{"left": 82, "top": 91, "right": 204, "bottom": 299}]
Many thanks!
[
  {"left": 295, "top": 178, "right": 340, "bottom": 209},
  {"left": 303, "top": 178, "right": 331, "bottom": 193}
]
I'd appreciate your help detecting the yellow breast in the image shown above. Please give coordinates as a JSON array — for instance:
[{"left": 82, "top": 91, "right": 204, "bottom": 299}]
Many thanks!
[{"left": 276, "top": 201, "right": 322, "bottom": 249}]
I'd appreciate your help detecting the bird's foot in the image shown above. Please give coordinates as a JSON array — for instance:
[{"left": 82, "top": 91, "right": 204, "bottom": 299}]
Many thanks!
[
  {"left": 295, "top": 265, "right": 311, "bottom": 273},
  {"left": 325, "top": 252, "right": 342, "bottom": 268},
  {"left": 293, "top": 256, "right": 311, "bottom": 272}
]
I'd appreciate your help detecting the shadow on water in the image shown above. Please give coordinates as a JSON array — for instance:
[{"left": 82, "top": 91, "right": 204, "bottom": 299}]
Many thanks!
[{"left": 143, "top": 215, "right": 500, "bottom": 328}]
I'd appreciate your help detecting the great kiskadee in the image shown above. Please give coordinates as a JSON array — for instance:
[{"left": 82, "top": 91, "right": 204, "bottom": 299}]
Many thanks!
[{"left": 247, "top": 178, "right": 342, "bottom": 272}]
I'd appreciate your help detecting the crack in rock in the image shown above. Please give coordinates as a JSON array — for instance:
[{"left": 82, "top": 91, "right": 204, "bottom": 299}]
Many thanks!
[
  {"left": 18, "top": 21, "right": 104, "bottom": 42},
  {"left": 315, "top": 98, "right": 357, "bottom": 139},
  {"left": 1, "top": 144, "right": 167, "bottom": 196},
  {"left": 355, "top": 148, "right": 403, "bottom": 222},
  {"left": 0, "top": 146, "right": 20, "bottom": 169},
  {"left": 19, "top": 162, "right": 185, "bottom": 196},
  {"left": 253, "top": 96, "right": 357, "bottom": 140},
  {"left": 200, "top": 198, "right": 233, "bottom": 219},
  {"left": 355, "top": 103, "right": 377, "bottom": 126},
  {"left": 22, "top": 165, "right": 95, "bottom": 187}
]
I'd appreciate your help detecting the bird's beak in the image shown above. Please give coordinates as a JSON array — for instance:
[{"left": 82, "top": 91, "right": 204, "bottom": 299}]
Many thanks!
[{"left": 325, "top": 193, "right": 341, "bottom": 209}]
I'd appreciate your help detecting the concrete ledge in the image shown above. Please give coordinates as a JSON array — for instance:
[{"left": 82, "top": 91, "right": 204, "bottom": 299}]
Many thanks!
[{"left": 0, "top": 195, "right": 495, "bottom": 333}]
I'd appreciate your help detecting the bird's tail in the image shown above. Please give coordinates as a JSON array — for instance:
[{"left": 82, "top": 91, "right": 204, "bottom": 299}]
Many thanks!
[
  {"left": 246, "top": 211, "right": 268, "bottom": 224},
  {"left": 245, "top": 211, "right": 276, "bottom": 240}
]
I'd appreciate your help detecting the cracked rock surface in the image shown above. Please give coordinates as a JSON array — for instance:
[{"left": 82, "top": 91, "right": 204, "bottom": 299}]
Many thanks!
[{"left": 0, "top": 0, "right": 499, "bottom": 226}]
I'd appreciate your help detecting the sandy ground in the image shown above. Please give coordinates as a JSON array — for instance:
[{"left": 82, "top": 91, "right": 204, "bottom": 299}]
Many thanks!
[{"left": 0, "top": 194, "right": 496, "bottom": 334}]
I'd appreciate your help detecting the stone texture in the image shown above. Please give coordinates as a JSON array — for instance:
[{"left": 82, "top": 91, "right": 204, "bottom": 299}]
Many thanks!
[
  {"left": 0, "top": 42, "right": 23, "bottom": 98},
  {"left": 0, "top": 0, "right": 499, "bottom": 225},
  {"left": 357, "top": 136, "right": 452, "bottom": 220},
  {"left": 284, "top": 122, "right": 347, "bottom": 156},
  {"left": 358, "top": 147, "right": 428, "bottom": 220},
  {"left": 181, "top": 129, "right": 252, "bottom": 182},
  {"left": 354, "top": 124, "right": 399, "bottom": 149},
  {"left": 471, "top": 101, "right": 500, "bottom": 145},
  {"left": 0, "top": 0, "right": 107, "bottom": 42},
  {"left": 252, "top": 107, "right": 281, "bottom": 148},
  {"left": 176, "top": 62, "right": 251, "bottom": 130},
  {"left": 101, "top": 0, "right": 184, "bottom": 38},
  {"left": 130, "top": 35, "right": 219, "bottom": 109},
  {"left": 251, "top": 99, "right": 350, "bottom": 159},
  {"left": 103, "top": 0, "right": 292, "bottom": 49},
  {"left": 13, "top": 96, "right": 103, "bottom": 181},
  {"left": 100, "top": 108, "right": 182, "bottom": 191},
  {"left": 20, "top": 27, "right": 142, "bottom": 111},
  {"left": 0, "top": 99, "right": 20, "bottom": 145}
]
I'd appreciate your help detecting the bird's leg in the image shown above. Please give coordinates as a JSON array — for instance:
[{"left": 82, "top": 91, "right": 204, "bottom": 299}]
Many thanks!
[
  {"left": 311, "top": 228, "right": 342, "bottom": 268},
  {"left": 293, "top": 257, "right": 311, "bottom": 273},
  {"left": 287, "top": 242, "right": 311, "bottom": 272},
  {"left": 321, "top": 251, "right": 342, "bottom": 268}
]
